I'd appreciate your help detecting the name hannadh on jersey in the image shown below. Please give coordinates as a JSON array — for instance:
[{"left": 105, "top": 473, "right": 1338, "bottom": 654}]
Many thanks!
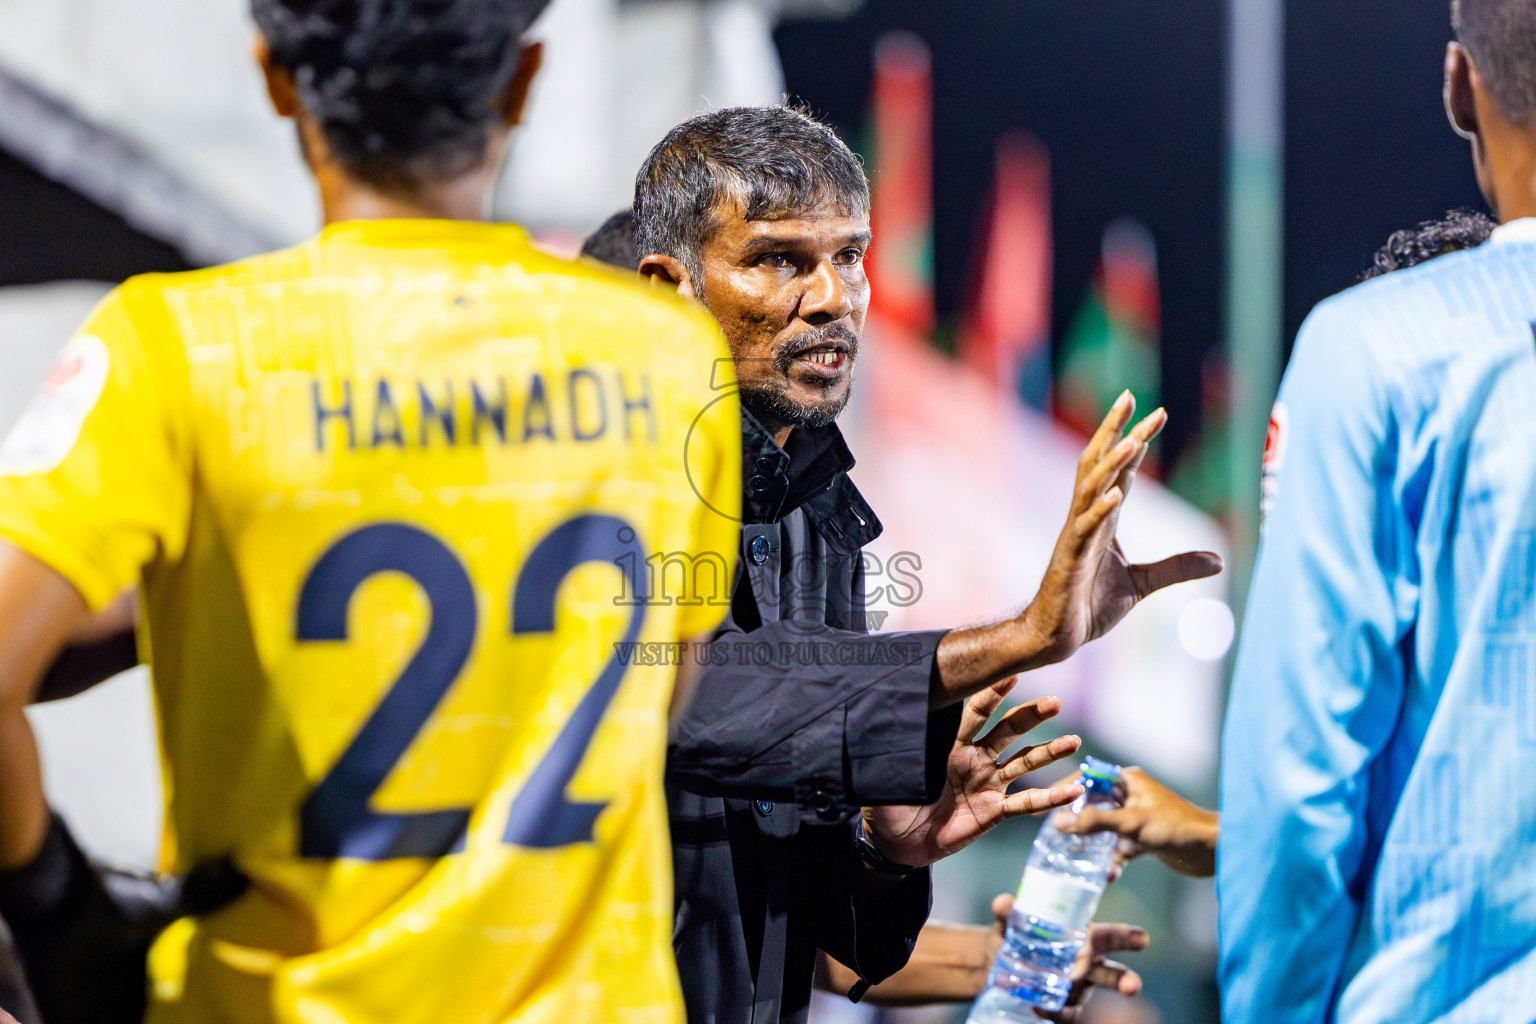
[{"left": 312, "top": 366, "right": 657, "bottom": 452}]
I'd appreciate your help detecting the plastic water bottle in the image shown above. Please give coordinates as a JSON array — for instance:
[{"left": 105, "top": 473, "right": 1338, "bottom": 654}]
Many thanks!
[{"left": 966, "top": 756, "right": 1123, "bottom": 1021}]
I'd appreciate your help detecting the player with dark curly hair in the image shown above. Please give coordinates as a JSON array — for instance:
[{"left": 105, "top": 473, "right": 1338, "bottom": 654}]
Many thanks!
[
  {"left": 0, "top": 3, "right": 742, "bottom": 1024},
  {"left": 1359, "top": 207, "right": 1495, "bottom": 279}
]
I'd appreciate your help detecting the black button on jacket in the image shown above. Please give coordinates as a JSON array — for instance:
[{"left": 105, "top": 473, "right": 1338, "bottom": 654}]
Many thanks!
[{"left": 667, "top": 411, "right": 961, "bottom": 1024}]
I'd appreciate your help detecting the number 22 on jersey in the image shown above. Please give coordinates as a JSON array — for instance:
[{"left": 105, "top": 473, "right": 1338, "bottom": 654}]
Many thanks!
[{"left": 293, "top": 514, "right": 648, "bottom": 861}]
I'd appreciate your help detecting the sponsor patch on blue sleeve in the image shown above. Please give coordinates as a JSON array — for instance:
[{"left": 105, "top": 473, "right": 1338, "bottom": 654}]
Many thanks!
[{"left": 1260, "top": 400, "right": 1288, "bottom": 530}]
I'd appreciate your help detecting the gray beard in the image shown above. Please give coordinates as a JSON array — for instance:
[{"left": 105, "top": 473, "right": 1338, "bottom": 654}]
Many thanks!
[
  {"left": 740, "top": 379, "right": 851, "bottom": 431},
  {"left": 700, "top": 299, "right": 861, "bottom": 432}
]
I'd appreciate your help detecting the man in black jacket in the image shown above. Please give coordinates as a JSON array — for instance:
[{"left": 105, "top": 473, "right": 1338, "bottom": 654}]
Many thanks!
[{"left": 635, "top": 106, "right": 1221, "bottom": 1024}]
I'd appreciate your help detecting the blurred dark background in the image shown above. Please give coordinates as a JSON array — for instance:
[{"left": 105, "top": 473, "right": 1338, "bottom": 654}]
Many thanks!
[
  {"left": 1285, "top": 2, "right": 1483, "bottom": 349},
  {"left": 776, "top": 0, "right": 1484, "bottom": 467}
]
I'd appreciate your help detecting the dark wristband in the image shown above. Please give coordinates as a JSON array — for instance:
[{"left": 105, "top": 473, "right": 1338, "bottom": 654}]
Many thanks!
[{"left": 854, "top": 818, "right": 920, "bottom": 876}]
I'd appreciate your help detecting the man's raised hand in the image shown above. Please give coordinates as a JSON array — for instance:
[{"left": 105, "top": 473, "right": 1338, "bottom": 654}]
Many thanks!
[
  {"left": 930, "top": 394, "right": 1222, "bottom": 709},
  {"left": 1022, "top": 391, "right": 1223, "bottom": 667},
  {"left": 862, "top": 678, "right": 1083, "bottom": 868}
]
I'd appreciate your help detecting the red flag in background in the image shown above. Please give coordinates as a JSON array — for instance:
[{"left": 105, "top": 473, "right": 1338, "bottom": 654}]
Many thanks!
[
  {"left": 1101, "top": 221, "right": 1160, "bottom": 335},
  {"left": 958, "top": 133, "right": 1053, "bottom": 410},
  {"left": 864, "top": 31, "right": 934, "bottom": 337},
  {"left": 1054, "top": 219, "right": 1162, "bottom": 443}
]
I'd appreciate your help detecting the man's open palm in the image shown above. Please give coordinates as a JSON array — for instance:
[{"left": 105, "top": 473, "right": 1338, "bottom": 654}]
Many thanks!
[
  {"left": 1025, "top": 392, "right": 1223, "bottom": 666},
  {"left": 862, "top": 679, "right": 1083, "bottom": 867}
]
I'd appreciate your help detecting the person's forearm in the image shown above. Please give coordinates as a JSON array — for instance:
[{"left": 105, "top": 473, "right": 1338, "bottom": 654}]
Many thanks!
[
  {"left": 1161, "top": 807, "right": 1219, "bottom": 878},
  {"left": 817, "top": 922, "right": 993, "bottom": 1006},
  {"left": 931, "top": 615, "right": 1053, "bottom": 709},
  {"left": 0, "top": 546, "right": 98, "bottom": 869},
  {"left": 0, "top": 709, "right": 49, "bottom": 870}
]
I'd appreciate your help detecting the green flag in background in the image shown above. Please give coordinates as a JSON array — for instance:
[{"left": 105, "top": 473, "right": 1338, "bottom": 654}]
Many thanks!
[
  {"left": 1169, "top": 355, "right": 1237, "bottom": 526},
  {"left": 1054, "top": 219, "right": 1161, "bottom": 444}
]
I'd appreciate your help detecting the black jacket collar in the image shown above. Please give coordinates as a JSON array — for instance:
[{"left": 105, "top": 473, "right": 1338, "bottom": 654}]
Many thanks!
[{"left": 738, "top": 410, "right": 882, "bottom": 553}]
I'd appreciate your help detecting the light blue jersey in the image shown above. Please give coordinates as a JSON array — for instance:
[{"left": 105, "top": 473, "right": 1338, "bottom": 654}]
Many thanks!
[{"left": 1219, "top": 219, "right": 1536, "bottom": 1024}]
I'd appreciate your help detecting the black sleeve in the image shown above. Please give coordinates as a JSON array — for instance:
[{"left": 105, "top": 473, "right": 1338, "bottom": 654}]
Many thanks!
[
  {"left": 794, "top": 821, "right": 932, "bottom": 987},
  {"left": 33, "top": 631, "right": 138, "bottom": 704},
  {"left": 667, "top": 624, "right": 961, "bottom": 811}
]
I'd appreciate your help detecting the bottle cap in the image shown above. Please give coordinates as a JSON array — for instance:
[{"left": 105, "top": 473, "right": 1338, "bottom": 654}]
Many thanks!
[{"left": 1080, "top": 756, "right": 1122, "bottom": 784}]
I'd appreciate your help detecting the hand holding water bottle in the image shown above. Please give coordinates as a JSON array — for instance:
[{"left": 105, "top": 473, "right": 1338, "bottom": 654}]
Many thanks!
[
  {"left": 985, "top": 895, "right": 1148, "bottom": 1022},
  {"left": 968, "top": 757, "right": 1126, "bottom": 1021},
  {"left": 1053, "top": 766, "right": 1218, "bottom": 879},
  {"left": 812, "top": 892, "right": 1146, "bottom": 1009}
]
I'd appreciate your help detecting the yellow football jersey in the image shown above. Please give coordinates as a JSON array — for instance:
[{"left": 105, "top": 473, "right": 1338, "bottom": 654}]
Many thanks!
[{"left": 0, "top": 220, "right": 740, "bottom": 1024}]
